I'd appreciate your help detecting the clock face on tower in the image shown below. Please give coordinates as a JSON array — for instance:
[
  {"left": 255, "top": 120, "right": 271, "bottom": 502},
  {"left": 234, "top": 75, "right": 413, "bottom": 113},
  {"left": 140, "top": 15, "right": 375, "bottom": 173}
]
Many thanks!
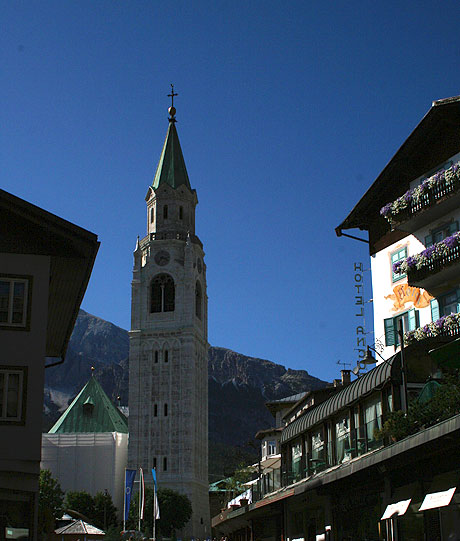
[{"left": 154, "top": 250, "right": 170, "bottom": 266}]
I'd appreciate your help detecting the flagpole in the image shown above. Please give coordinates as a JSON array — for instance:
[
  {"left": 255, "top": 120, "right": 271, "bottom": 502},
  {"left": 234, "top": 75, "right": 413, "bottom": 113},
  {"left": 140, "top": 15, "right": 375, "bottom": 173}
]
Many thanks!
[
  {"left": 123, "top": 468, "right": 127, "bottom": 532},
  {"left": 153, "top": 491, "right": 156, "bottom": 541},
  {"left": 138, "top": 468, "right": 142, "bottom": 533}
]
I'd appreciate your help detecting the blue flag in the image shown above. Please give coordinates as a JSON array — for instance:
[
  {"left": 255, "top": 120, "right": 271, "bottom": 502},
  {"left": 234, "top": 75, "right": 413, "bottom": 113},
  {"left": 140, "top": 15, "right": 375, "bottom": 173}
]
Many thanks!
[
  {"left": 152, "top": 468, "right": 160, "bottom": 519},
  {"left": 124, "top": 469, "right": 137, "bottom": 522}
]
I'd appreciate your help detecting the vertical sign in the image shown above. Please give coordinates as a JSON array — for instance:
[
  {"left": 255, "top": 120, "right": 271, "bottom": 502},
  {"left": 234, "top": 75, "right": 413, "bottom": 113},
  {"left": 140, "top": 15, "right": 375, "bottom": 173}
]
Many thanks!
[{"left": 354, "top": 262, "right": 366, "bottom": 359}]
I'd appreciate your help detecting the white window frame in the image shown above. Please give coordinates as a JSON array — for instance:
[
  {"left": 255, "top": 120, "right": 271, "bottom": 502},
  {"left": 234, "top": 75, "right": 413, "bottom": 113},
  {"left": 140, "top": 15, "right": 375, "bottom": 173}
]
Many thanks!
[
  {"left": 267, "top": 440, "right": 277, "bottom": 456},
  {"left": 0, "top": 367, "right": 25, "bottom": 423},
  {"left": 0, "top": 276, "right": 30, "bottom": 328}
]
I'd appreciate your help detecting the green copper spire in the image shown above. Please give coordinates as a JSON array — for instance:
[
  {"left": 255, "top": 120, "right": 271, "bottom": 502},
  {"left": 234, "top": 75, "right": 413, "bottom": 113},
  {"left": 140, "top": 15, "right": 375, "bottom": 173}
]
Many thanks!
[
  {"left": 48, "top": 374, "right": 128, "bottom": 434},
  {"left": 152, "top": 87, "right": 192, "bottom": 190}
]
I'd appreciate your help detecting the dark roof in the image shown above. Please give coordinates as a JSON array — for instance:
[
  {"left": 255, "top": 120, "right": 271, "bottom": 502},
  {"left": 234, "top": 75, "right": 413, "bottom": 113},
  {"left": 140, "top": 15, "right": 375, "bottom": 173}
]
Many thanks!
[
  {"left": 152, "top": 120, "right": 192, "bottom": 190},
  {"left": 49, "top": 375, "right": 128, "bottom": 434},
  {"left": 255, "top": 427, "right": 282, "bottom": 440},
  {"left": 281, "top": 355, "right": 399, "bottom": 444},
  {"left": 0, "top": 189, "right": 99, "bottom": 359},
  {"left": 336, "top": 96, "right": 460, "bottom": 237}
]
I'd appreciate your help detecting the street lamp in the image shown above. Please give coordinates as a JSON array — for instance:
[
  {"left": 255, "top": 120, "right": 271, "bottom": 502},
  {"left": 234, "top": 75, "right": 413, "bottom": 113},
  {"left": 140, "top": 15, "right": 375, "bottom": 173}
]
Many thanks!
[{"left": 356, "top": 322, "right": 408, "bottom": 414}]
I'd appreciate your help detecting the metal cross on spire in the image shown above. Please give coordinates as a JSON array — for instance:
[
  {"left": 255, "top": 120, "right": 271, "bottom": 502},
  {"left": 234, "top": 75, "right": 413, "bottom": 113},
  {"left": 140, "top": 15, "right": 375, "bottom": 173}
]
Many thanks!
[
  {"left": 168, "top": 84, "right": 178, "bottom": 107},
  {"left": 167, "top": 84, "right": 178, "bottom": 121}
]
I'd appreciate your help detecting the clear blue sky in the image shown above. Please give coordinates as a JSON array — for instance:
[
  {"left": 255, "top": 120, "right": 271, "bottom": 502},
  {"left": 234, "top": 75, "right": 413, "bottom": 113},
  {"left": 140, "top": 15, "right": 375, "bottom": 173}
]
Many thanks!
[{"left": 3, "top": 1, "right": 460, "bottom": 383}]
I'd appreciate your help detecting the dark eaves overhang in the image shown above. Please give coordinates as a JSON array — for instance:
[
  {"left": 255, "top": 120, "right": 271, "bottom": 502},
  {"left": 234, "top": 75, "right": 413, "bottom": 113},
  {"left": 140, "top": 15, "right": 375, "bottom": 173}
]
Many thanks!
[
  {"left": 0, "top": 189, "right": 100, "bottom": 360},
  {"left": 281, "top": 354, "right": 399, "bottom": 444},
  {"left": 336, "top": 96, "right": 460, "bottom": 238}
]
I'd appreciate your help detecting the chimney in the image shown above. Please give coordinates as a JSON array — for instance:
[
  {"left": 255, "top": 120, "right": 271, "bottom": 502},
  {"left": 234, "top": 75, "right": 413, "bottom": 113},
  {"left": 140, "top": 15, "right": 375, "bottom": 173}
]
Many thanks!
[{"left": 341, "top": 370, "right": 351, "bottom": 385}]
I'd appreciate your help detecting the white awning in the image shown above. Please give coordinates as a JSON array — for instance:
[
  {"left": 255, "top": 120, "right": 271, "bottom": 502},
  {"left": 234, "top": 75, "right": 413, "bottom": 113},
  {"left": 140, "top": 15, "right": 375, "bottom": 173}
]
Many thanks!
[
  {"left": 381, "top": 499, "right": 412, "bottom": 520},
  {"left": 419, "top": 487, "right": 456, "bottom": 511}
]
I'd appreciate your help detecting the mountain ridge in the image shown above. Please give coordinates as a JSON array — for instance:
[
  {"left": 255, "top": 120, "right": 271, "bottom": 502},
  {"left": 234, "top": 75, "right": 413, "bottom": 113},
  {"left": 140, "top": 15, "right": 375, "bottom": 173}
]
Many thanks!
[{"left": 43, "top": 310, "right": 328, "bottom": 478}]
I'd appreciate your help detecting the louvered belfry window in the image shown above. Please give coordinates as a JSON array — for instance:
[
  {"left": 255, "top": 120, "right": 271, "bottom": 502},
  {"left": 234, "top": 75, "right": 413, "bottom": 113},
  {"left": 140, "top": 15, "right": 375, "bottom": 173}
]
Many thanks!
[{"left": 151, "top": 274, "right": 175, "bottom": 313}]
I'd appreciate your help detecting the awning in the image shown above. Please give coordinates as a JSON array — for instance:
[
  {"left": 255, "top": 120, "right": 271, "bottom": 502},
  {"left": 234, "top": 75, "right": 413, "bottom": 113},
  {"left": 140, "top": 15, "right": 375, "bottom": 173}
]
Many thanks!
[
  {"left": 381, "top": 499, "right": 411, "bottom": 520},
  {"left": 429, "top": 339, "right": 460, "bottom": 369},
  {"left": 419, "top": 487, "right": 456, "bottom": 511}
]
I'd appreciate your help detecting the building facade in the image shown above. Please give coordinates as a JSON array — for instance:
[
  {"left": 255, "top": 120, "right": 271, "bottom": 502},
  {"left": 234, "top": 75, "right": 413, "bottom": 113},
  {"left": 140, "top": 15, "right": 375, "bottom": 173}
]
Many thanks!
[
  {"left": 213, "top": 96, "right": 460, "bottom": 541},
  {"left": 41, "top": 374, "right": 129, "bottom": 516},
  {"left": 128, "top": 104, "right": 210, "bottom": 538},
  {"left": 0, "top": 189, "right": 98, "bottom": 541}
]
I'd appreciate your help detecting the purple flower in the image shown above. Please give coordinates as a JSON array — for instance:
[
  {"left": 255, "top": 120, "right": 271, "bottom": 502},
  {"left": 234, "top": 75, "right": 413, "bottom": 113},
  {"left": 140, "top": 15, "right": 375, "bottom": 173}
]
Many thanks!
[
  {"left": 421, "top": 245, "right": 436, "bottom": 259},
  {"left": 423, "top": 324, "right": 430, "bottom": 333},
  {"left": 392, "top": 261, "right": 402, "bottom": 274},
  {"left": 403, "top": 190, "right": 412, "bottom": 203},
  {"left": 419, "top": 180, "right": 429, "bottom": 193},
  {"left": 442, "top": 235, "right": 458, "bottom": 249},
  {"left": 436, "top": 316, "right": 446, "bottom": 329},
  {"left": 406, "top": 256, "right": 417, "bottom": 269},
  {"left": 380, "top": 203, "right": 392, "bottom": 217}
]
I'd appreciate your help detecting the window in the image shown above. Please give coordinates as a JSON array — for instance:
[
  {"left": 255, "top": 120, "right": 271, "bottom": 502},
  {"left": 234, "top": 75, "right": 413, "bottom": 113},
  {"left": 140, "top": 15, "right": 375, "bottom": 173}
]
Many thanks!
[
  {"left": 431, "top": 289, "right": 460, "bottom": 320},
  {"left": 153, "top": 457, "right": 157, "bottom": 469},
  {"left": 267, "top": 440, "right": 276, "bottom": 456},
  {"left": 150, "top": 207, "right": 154, "bottom": 223},
  {"left": 291, "top": 442, "right": 302, "bottom": 479},
  {"left": 335, "top": 414, "right": 351, "bottom": 464},
  {"left": 179, "top": 206, "right": 183, "bottom": 220},
  {"left": 164, "top": 403, "right": 168, "bottom": 416},
  {"left": 150, "top": 274, "right": 175, "bottom": 313},
  {"left": 195, "top": 281, "right": 202, "bottom": 319},
  {"left": 391, "top": 247, "right": 407, "bottom": 282},
  {"left": 384, "top": 309, "right": 419, "bottom": 346},
  {"left": 425, "top": 221, "right": 459, "bottom": 247},
  {"left": 310, "top": 429, "right": 325, "bottom": 472},
  {"left": 164, "top": 350, "right": 169, "bottom": 363},
  {"left": 154, "top": 404, "right": 158, "bottom": 417},
  {"left": 0, "top": 277, "right": 31, "bottom": 329},
  {"left": 163, "top": 205, "right": 168, "bottom": 220},
  {"left": 163, "top": 456, "right": 167, "bottom": 471},
  {"left": 154, "top": 351, "right": 159, "bottom": 364},
  {"left": 0, "top": 367, "right": 26, "bottom": 423}
]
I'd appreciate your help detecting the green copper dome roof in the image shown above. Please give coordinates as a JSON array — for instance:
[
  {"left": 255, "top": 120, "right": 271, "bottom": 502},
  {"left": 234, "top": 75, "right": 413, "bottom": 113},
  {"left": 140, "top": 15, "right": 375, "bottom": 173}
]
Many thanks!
[
  {"left": 152, "top": 120, "right": 191, "bottom": 190},
  {"left": 48, "top": 375, "right": 128, "bottom": 434}
]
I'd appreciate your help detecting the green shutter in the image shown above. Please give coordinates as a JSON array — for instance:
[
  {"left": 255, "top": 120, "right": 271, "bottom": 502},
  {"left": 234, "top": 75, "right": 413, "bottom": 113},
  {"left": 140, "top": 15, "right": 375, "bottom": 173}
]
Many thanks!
[
  {"left": 456, "top": 289, "right": 460, "bottom": 313},
  {"left": 408, "top": 309, "right": 419, "bottom": 331},
  {"left": 384, "top": 318, "right": 395, "bottom": 347},
  {"left": 449, "top": 221, "right": 459, "bottom": 235},
  {"left": 431, "top": 299, "right": 440, "bottom": 322},
  {"left": 425, "top": 234, "right": 433, "bottom": 247}
]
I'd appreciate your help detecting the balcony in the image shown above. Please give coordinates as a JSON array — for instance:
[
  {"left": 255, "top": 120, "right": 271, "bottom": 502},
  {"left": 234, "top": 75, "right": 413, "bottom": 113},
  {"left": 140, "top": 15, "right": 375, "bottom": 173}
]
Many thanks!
[
  {"left": 404, "top": 313, "right": 460, "bottom": 346},
  {"left": 380, "top": 162, "right": 460, "bottom": 232},
  {"left": 393, "top": 234, "right": 460, "bottom": 295}
]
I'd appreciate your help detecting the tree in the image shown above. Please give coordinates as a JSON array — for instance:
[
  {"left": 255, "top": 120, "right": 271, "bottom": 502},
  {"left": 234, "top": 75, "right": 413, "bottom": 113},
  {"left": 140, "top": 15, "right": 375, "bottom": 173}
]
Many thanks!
[
  {"left": 127, "top": 487, "right": 192, "bottom": 536},
  {"left": 64, "top": 490, "right": 95, "bottom": 521},
  {"left": 93, "top": 491, "right": 118, "bottom": 530},
  {"left": 38, "top": 469, "right": 64, "bottom": 535}
]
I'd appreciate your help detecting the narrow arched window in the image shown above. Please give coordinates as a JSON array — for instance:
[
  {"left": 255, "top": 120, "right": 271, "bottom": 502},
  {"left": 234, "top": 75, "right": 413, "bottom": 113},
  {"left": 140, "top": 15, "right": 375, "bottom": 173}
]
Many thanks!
[
  {"left": 164, "top": 403, "right": 168, "bottom": 416},
  {"left": 179, "top": 206, "right": 183, "bottom": 220},
  {"left": 154, "top": 351, "right": 159, "bottom": 364},
  {"left": 150, "top": 207, "right": 154, "bottom": 223},
  {"left": 163, "top": 205, "right": 168, "bottom": 219},
  {"left": 164, "top": 350, "right": 169, "bottom": 363},
  {"left": 151, "top": 274, "right": 175, "bottom": 313},
  {"left": 195, "top": 281, "right": 202, "bottom": 319}
]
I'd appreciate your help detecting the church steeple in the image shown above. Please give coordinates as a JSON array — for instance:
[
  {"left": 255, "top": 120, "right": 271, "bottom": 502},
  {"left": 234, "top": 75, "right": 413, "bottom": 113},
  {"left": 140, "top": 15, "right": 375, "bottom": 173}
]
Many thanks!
[
  {"left": 152, "top": 121, "right": 191, "bottom": 190},
  {"left": 145, "top": 88, "right": 198, "bottom": 238}
]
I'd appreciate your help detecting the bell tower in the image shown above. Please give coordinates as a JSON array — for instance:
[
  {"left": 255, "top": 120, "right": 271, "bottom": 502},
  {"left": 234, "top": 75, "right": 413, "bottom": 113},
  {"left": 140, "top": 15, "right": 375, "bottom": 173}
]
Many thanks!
[{"left": 128, "top": 90, "right": 210, "bottom": 538}]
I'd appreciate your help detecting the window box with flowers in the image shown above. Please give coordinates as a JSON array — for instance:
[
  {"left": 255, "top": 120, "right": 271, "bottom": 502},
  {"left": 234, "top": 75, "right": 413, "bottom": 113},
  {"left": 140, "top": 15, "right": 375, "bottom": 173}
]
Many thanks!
[
  {"left": 380, "top": 162, "right": 460, "bottom": 226},
  {"left": 392, "top": 232, "right": 460, "bottom": 283}
]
